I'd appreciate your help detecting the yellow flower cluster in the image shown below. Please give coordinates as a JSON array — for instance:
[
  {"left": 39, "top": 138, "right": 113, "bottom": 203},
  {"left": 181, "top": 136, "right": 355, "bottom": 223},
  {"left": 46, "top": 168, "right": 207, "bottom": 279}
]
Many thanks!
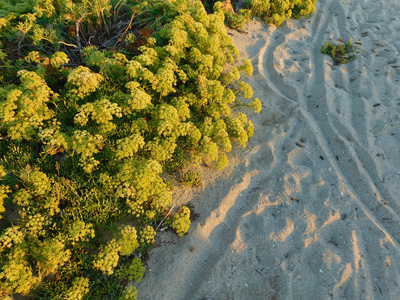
[
  {"left": 172, "top": 206, "right": 191, "bottom": 236},
  {"left": 139, "top": 225, "right": 156, "bottom": 245},
  {"left": 118, "top": 285, "right": 138, "bottom": 300},
  {"left": 24, "top": 213, "right": 47, "bottom": 238},
  {"left": 67, "top": 66, "right": 103, "bottom": 98},
  {"left": 117, "top": 225, "right": 139, "bottom": 256},
  {"left": 115, "top": 257, "right": 145, "bottom": 282},
  {"left": 67, "top": 220, "right": 95, "bottom": 245},
  {"left": 0, "top": 226, "right": 24, "bottom": 252},
  {"left": 93, "top": 239, "right": 121, "bottom": 275},
  {"left": 64, "top": 277, "right": 90, "bottom": 300}
]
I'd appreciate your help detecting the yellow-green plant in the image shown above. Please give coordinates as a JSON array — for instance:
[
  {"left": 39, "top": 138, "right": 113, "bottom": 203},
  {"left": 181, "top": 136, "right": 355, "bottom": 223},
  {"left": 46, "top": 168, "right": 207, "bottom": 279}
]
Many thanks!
[
  {"left": 118, "top": 285, "right": 138, "bottom": 300},
  {"left": 64, "top": 277, "right": 90, "bottom": 300},
  {"left": 244, "top": 0, "right": 317, "bottom": 26},
  {"left": 171, "top": 206, "right": 191, "bottom": 236},
  {"left": 0, "top": 70, "right": 54, "bottom": 141},
  {"left": 0, "top": 247, "right": 38, "bottom": 296},
  {"left": 321, "top": 36, "right": 357, "bottom": 64},
  {"left": 117, "top": 225, "right": 140, "bottom": 256},
  {"left": 115, "top": 257, "right": 145, "bottom": 282},
  {"left": 0, "top": 0, "right": 262, "bottom": 298},
  {"left": 93, "top": 239, "right": 121, "bottom": 275},
  {"left": 139, "top": 225, "right": 156, "bottom": 245},
  {"left": 0, "top": 166, "right": 10, "bottom": 218},
  {"left": 180, "top": 171, "right": 203, "bottom": 188}
]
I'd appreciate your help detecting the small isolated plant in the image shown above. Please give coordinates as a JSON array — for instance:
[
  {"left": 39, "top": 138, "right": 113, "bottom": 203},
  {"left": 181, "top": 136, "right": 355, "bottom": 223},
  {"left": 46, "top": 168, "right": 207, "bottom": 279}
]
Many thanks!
[
  {"left": 321, "top": 36, "right": 357, "bottom": 64},
  {"left": 180, "top": 171, "right": 203, "bottom": 188}
]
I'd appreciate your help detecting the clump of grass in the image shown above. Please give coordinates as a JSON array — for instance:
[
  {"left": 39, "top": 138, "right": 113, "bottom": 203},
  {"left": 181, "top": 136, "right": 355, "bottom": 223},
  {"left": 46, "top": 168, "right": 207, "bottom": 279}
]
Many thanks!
[
  {"left": 180, "top": 171, "right": 203, "bottom": 188},
  {"left": 321, "top": 36, "right": 357, "bottom": 64}
]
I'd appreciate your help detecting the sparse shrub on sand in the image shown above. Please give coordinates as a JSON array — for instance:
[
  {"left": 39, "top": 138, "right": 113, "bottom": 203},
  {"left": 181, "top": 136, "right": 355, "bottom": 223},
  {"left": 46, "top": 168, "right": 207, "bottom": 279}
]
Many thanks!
[
  {"left": 180, "top": 171, "right": 203, "bottom": 188},
  {"left": 321, "top": 36, "right": 357, "bottom": 64}
]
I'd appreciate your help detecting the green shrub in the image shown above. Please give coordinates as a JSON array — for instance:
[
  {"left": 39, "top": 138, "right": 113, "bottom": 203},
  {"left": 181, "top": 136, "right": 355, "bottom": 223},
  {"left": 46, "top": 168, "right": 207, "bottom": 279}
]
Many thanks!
[
  {"left": 115, "top": 257, "right": 146, "bottom": 283},
  {"left": 321, "top": 36, "right": 357, "bottom": 64},
  {"left": 223, "top": 7, "right": 252, "bottom": 30},
  {"left": 180, "top": 171, "right": 203, "bottom": 188},
  {"left": 171, "top": 206, "right": 191, "bottom": 236},
  {"left": 0, "top": 0, "right": 262, "bottom": 298},
  {"left": 245, "top": 0, "right": 317, "bottom": 26},
  {"left": 119, "top": 285, "right": 138, "bottom": 300}
]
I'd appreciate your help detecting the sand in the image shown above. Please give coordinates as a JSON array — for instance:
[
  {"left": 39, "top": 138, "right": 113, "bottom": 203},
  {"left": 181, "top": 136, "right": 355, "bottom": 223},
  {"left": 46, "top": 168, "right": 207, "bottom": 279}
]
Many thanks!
[{"left": 137, "top": 0, "right": 400, "bottom": 298}]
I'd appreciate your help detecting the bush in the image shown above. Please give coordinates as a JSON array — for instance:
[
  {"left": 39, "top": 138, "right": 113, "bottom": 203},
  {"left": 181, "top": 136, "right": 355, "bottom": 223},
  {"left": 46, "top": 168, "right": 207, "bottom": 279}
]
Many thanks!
[
  {"left": 171, "top": 206, "right": 191, "bottom": 236},
  {"left": 245, "top": 0, "right": 317, "bottom": 26},
  {"left": 115, "top": 257, "right": 146, "bottom": 283},
  {"left": 221, "top": 6, "right": 252, "bottom": 30},
  {"left": 321, "top": 36, "right": 357, "bottom": 64},
  {"left": 0, "top": 0, "right": 261, "bottom": 298},
  {"left": 180, "top": 171, "right": 203, "bottom": 188}
]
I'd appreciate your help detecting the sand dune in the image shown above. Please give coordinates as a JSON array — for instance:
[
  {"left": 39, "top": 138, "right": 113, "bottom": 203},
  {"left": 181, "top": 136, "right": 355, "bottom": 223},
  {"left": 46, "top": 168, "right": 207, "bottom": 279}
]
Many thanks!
[{"left": 137, "top": 0, "right": 400, "bottom": 298}]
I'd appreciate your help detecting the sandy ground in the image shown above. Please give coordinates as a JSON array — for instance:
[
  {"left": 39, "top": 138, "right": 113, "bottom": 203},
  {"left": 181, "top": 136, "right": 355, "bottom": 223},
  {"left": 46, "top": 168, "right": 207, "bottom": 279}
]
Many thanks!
[{"left": 137, "top": 0, "right": 400, "bottom": 299}]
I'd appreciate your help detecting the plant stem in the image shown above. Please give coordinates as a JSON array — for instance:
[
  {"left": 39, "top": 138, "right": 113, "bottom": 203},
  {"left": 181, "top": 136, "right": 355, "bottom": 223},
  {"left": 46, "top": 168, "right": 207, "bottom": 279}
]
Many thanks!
[
  {"left": 75, "top": 12, "right": 89, "bottom": 58},
  {"left": 155, "top": 206, "right": 175, "bottom": 231}
]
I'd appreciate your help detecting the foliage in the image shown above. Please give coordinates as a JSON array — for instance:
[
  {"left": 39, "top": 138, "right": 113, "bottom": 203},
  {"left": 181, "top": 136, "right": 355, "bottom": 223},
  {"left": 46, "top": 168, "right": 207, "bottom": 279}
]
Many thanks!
[
  {"left": 117, "top": 225, "right": 140, "bottom": 256},
  {"left": 225, "top": 8, "right": 252, "bottom": 30},
  {"left": 180, "top": 170, "right": 203, "bottom": 188},
  {"left": 119, "top": 285, "right": 138, "bottom": 300},
  {"left": 321, "top": 36, "right": 357, "bottom": 64},
  {"left": 215, "top": 1, "right": 251, "bottom": 30},
  {"left": 93, "top": 239, "right": 121, "bottom": 275},
  {"left": 0, "top": 0, "right": 262, "bottom": 298},
  {"left": 64, "top": 277, "right": 90, "bottom": 300},
  {"left": 244, "top": 0, "right": 317, "bottom": 26},
  {"left": 171, "top": 206, "right": 191, "bottom": 236},
  {"left": 115, "top": 257, "right": 145, "bottom": 283}
]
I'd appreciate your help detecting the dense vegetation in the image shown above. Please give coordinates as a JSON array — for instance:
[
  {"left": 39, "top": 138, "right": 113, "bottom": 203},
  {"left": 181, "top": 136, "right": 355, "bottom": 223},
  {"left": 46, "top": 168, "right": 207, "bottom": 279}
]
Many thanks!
[
  {"left": 0, "top": 0, "right": 261, "bottom": 298},
  {"left": 244, "top": 0, "right": 317, "bottom": 26},
  {"left": 204, "top": 0, "right": 317, "bottom": 30}
]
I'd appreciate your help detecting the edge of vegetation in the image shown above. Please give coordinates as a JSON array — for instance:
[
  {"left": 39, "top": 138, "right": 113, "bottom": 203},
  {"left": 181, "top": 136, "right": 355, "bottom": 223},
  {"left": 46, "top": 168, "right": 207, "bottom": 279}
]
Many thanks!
[{"left": 208, "top": 0, "right": 317, "bottom": 30}]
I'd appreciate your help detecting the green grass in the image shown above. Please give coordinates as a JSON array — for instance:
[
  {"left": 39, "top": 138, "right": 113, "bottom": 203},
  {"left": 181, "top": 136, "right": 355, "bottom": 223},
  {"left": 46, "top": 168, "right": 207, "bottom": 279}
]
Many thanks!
[{"left": 180, "top": 171, "right": 203, "bottom": 188}]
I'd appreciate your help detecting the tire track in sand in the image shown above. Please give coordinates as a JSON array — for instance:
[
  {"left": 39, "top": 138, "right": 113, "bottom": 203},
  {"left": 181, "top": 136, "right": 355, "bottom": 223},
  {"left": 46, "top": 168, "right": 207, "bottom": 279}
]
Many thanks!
[
  {"left": 261, "top": 0, "right": 400, "bottom": 249},
  {"left": 259, "top": 0, "right": 400, "bottom": 298}
]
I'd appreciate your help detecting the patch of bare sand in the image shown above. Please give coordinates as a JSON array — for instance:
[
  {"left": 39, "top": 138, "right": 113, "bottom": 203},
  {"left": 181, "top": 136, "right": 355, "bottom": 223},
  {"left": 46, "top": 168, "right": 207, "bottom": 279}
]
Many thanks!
[{"left": 137, "top": 0, "right": 400, "bottom": 299}]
